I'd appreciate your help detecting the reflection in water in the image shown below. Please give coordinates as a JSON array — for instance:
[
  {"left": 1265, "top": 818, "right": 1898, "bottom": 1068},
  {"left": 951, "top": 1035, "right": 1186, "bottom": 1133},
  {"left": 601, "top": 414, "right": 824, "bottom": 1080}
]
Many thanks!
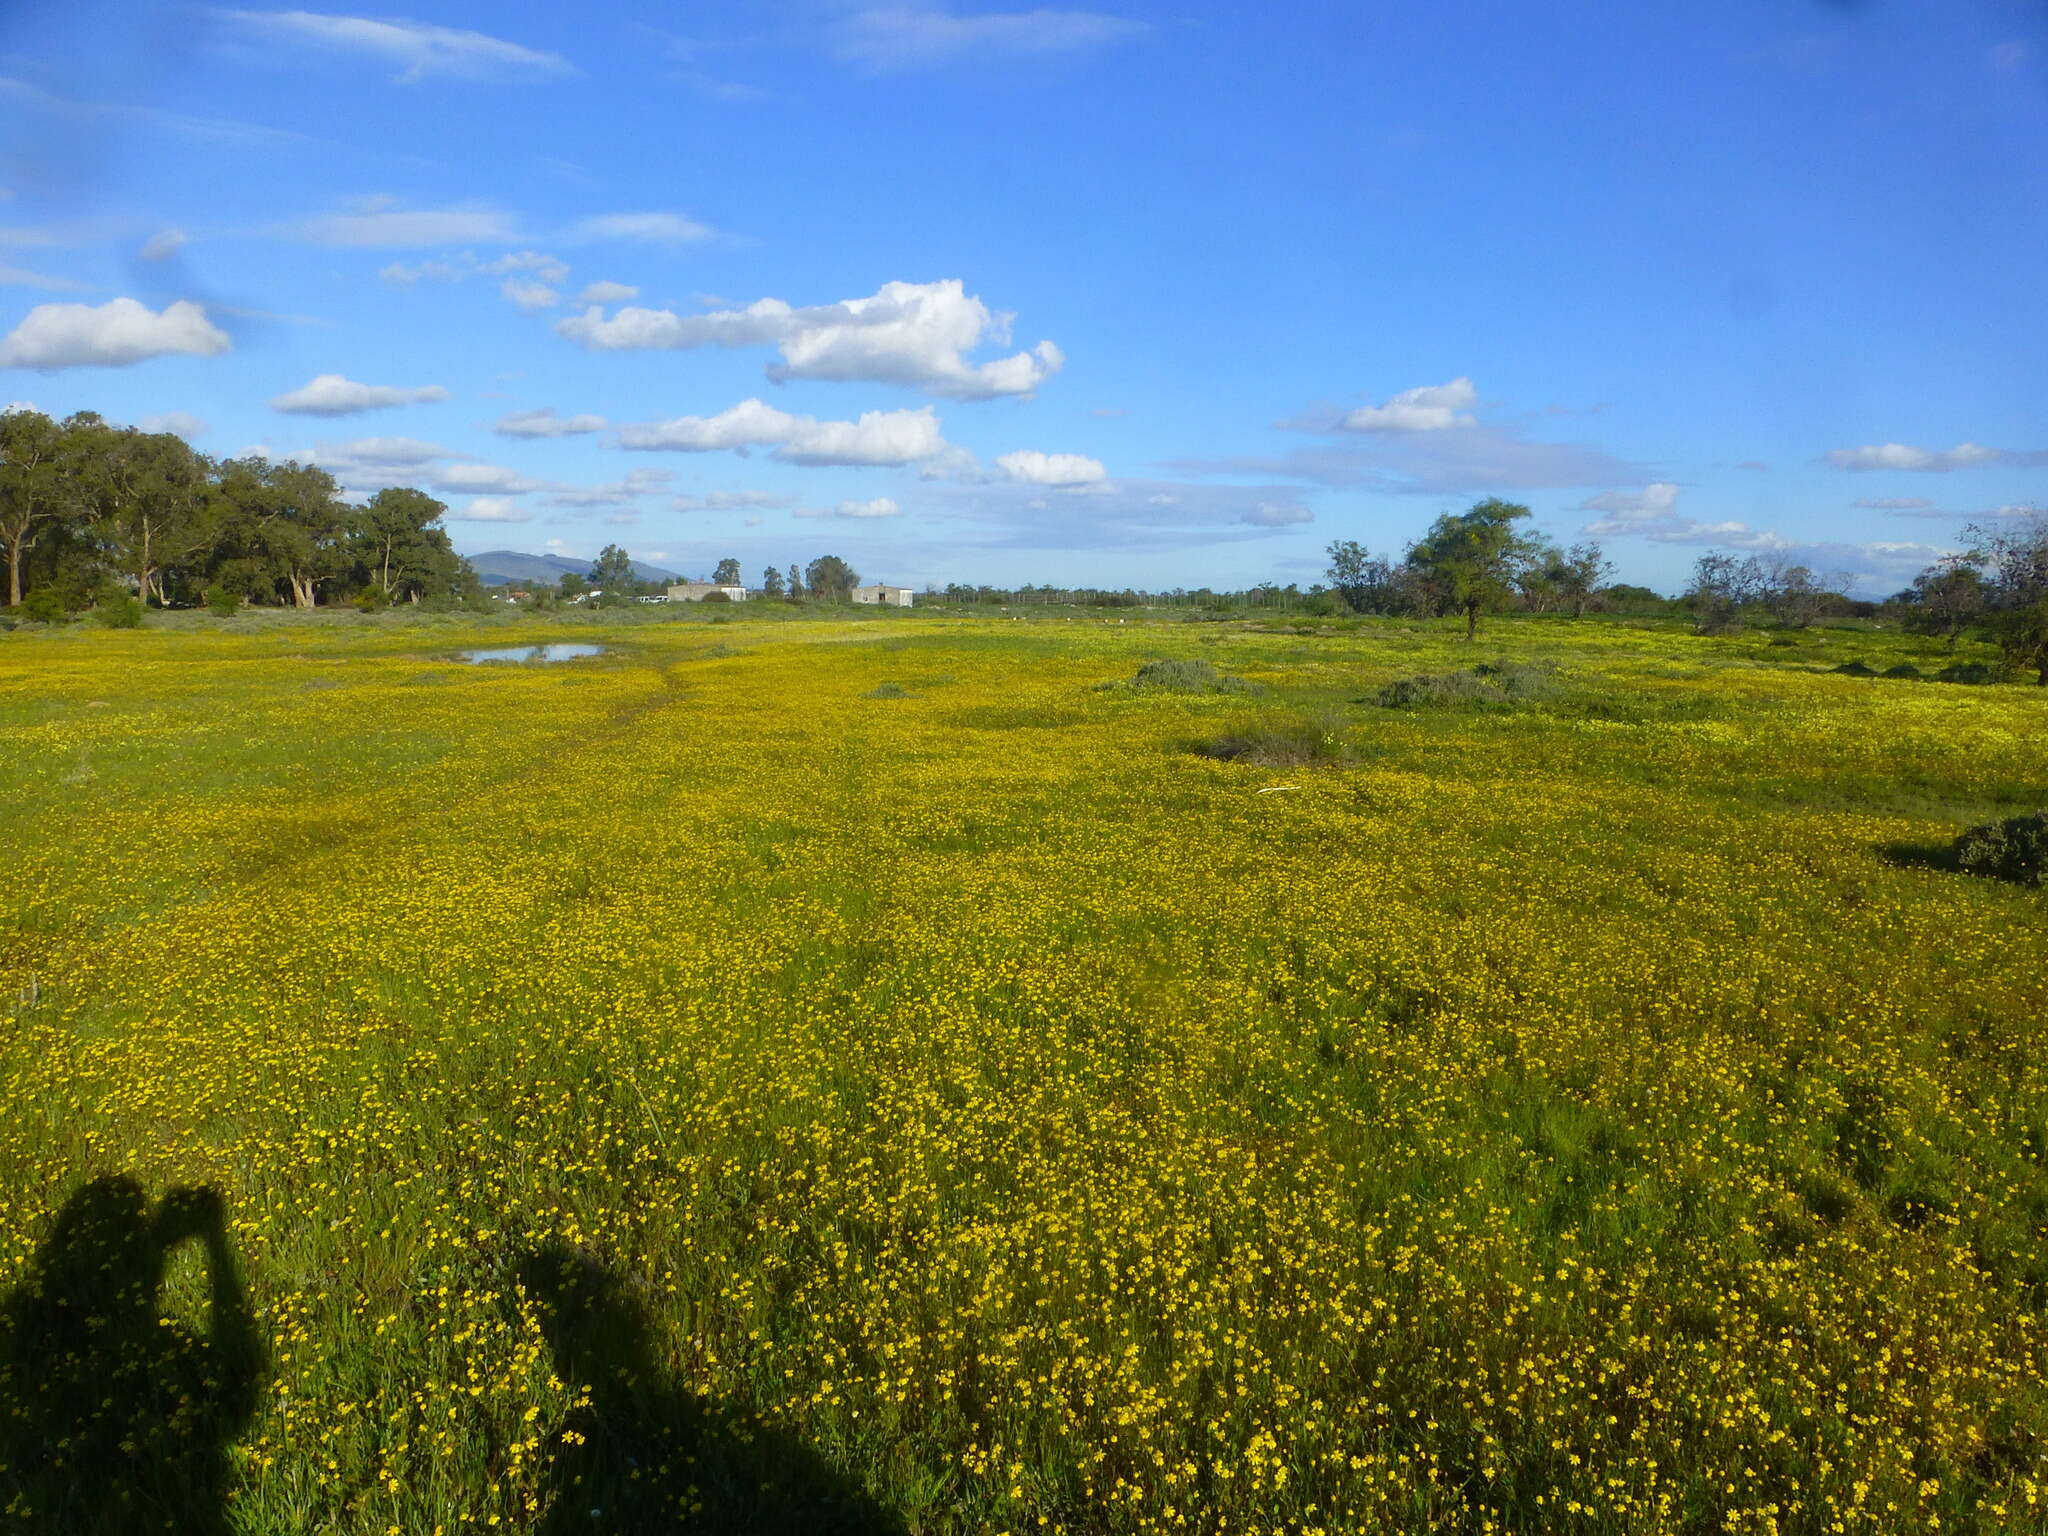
[
  {"left": 0, "top": 1177, "right": 261, "bottom": 1536},
  {"left": 460, "top": 644, "right": 608, "bottom": 665}
]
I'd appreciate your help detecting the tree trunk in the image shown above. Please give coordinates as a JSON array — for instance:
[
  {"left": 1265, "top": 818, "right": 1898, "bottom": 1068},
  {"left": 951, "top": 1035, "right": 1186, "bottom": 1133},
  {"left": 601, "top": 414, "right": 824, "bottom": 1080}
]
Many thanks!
[
  {"left": 1465, "top": 603, "right": 1478, "bottom": 641},
  {"left": 5, "top": 541, "right": 20, "bottom": 608}
]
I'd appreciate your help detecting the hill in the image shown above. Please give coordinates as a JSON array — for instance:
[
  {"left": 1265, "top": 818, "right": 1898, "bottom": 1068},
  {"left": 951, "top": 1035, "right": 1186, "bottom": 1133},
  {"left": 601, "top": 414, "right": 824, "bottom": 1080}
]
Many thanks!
[{"left": 466, "top": 549, "right": 683, "bottom": 587}]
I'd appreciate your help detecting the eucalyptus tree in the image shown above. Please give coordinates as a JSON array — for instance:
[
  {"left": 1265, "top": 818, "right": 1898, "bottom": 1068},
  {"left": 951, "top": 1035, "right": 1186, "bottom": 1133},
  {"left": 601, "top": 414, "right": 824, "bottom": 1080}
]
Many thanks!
[
  {"left": 351, "top": 486, "right": 467, "bottom": 602},
  {"left": 78, "top": 422, "right": 213, "bottom": 607},
  {"left": 0, "top": 407, "right": 66, "bottom": 606}
]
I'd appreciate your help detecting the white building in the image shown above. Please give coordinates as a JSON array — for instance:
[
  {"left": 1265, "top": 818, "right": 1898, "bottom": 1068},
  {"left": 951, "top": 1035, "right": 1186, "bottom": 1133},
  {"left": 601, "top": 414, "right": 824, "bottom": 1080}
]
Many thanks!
[
  {"left": 666, "top": 582, "right": 749, "bottom": 602},
  {"left": 851, "top": 584, "right": 915, "bottom": 608}
]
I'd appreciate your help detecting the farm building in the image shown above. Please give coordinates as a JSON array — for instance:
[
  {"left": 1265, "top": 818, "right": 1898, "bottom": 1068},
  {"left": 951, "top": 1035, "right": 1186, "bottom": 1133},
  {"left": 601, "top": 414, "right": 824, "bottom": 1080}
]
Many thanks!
[
  {"left": 667, "top": 582, "right": 749, "bottom": 602},
  {"left": 852, "top": 584, "right": 915, "bottom": 608}
]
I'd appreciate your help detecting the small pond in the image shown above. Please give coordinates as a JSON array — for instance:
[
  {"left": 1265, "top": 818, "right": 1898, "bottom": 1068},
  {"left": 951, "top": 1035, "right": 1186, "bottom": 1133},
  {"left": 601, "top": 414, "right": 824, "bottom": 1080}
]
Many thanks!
[{"left": 458, "top": 644, "right": 607, "bottom": 665}]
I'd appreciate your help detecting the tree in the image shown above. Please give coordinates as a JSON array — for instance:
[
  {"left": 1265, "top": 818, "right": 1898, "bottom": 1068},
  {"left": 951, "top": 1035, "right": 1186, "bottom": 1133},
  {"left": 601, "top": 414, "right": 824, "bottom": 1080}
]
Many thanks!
[
  {"left": 1546, "top": 541, "right": 1611, "bottom": 619},
  {"left": 588, "top": 544, "right": 636, "bottom": 595},
  {"left": 804, "top": 555, "right": 859, "bottom": 602},
  {"left": 211, "top": 457, "right": 350, "bottom": 608},
  {"left": 1407, "top": 498, "right": 1536, "bottom": 639},
  {"left": 1323, "top": 539, "right": 1404, "bottom": 614},
  {"left": 0, "top": 408, "right": 69, "bottom": 607},
  {"left": 1969, "top": 512, "right": 2048, "bottom": 684},
  {"left": 1686, "top": 552, "right": 1765, "bottom": 635},
  {"left": 761, "top": 565, "right": 785, "bottom": 598},
  {"left": 1901, "top": 556, "right": 1986, "bottom": 652},
  {"left": 1756, "top": 556, "right": 1825, "bottom": 629},
  {"left": 78, "top": 424, "right": 212, "bottom": 607},
  {"left": 786, "top": 563, "right": 803, "bottom": 600},
  {"left": 559, "top": 571, "right": 588, "bottom": 600},
  {"left": 350, "top": 487, "right": 467, "bottom": 602},
  {"left": 712, "top": 557, "right": 742, "bottom": 586}
]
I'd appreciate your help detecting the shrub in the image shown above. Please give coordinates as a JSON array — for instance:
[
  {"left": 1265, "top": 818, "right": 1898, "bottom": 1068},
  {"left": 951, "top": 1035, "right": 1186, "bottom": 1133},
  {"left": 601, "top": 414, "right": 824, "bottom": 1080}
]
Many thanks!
[
  {"left": 1832, "top": 661, "right": 1877, "bottom": 677},
  {"left": 352, "top": 588, "right": 389, "bottom": 613},
  {"left": 91, "top": 594, "right": 144, "bottom": 629},
  {"left": 702, "top": 590, "right": 731, "bottom": 603},
  {"left": 20, "top": 588, "right": 66, "bottom": 624},
  {"left": 1196, "top": 710, "right": 1353, "bottom": 768},
  {"left": 205, "top": 584, "right": 241, "bottom": 617},
  {"left": 1951, "top": 812, "right": 2048, "bottom": 889},
  {"left": 1123, "top": 658, "right": 1253, "bottom": 694},
  {"left": 863, "top": 682, "right": 912, "bottom": 699},
  {"left": 1881, "top": 663, "right": 1924, "bottom": 680},
  {"left": 1937, "top": 661, "right": 1999, "bottom": 684},
  {"left": 1375, "top": 660, "right": 1556, "bottom": 708}
]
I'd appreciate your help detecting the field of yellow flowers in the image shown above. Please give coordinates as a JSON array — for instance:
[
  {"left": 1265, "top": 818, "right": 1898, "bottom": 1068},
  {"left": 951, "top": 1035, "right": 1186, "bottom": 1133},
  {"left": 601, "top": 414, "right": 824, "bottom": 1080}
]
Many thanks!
[{"left": 2, "top": 605, "right": 2045, "bottom": 1534}]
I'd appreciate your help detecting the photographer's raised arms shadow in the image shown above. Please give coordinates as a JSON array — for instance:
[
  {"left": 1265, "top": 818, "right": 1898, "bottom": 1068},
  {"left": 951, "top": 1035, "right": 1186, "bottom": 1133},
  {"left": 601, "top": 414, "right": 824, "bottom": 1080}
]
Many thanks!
[{"left": 0, "top": 1176, "right": 261, "bottom": 1536}]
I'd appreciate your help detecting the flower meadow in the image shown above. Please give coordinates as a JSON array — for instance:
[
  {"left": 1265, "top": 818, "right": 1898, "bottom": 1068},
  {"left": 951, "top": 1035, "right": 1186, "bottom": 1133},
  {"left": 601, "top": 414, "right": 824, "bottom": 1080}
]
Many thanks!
[{"left": 1, "top": 608, "right": 2045, "bottom": 1534}]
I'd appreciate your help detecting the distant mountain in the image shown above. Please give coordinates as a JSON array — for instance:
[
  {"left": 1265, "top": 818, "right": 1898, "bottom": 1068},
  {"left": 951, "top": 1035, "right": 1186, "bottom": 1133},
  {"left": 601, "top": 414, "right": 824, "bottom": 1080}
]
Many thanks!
[{"left": 466, "top": 550, "right": 683, "bottom": 587}]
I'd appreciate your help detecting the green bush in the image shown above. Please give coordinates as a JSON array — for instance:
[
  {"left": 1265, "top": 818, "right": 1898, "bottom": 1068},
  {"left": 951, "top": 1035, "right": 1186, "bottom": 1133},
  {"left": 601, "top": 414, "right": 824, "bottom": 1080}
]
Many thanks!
[
  {"left": 204, "top": 584, "right": 241, "bottom": 617},
  {"left": 1881, "top": 663, "right": 1923, "bottom": 680},
  {"left": 20, "top": 588, "right": 66, "bottom": 624},
  {"left": 1951, "top": 812, "right": 2048, "bottom": 889},
  {"left": 1376, "top": 660, "right": 1556, "bottom": 709},
  {"left": 352, "top": 588, "right": 389, "bottom": 613},
  {"left": 1122, "top": 657, "right": 1254, "bottom": 694},
  {"left": 1937, "top": 661, "right": 1999, "bottom": 685},
  {"left": 1196, "top": 710, "right": 1354, "bottom": 768},
  {"left": 1832, "top": 661, "right": 1877, "bottom": 677},
  {"left": 91, "top": 594, "right": 144, "bottom": 629}
]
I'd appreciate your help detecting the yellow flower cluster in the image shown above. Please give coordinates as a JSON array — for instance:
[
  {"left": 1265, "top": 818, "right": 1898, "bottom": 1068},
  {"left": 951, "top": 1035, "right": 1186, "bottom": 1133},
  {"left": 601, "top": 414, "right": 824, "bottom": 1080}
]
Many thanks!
[{"left": 1, "top": 610, "right": 2044, "bottom": 1533}]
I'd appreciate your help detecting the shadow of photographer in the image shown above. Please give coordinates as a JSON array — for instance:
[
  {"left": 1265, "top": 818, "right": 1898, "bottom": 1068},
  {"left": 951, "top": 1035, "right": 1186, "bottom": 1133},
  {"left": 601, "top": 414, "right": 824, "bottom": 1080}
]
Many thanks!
[
  {"left": 0, "top": 1175, "right": 261, "bottom": 1535},
  {"left": 519, "top": 1242, "right": 904, "bottom": 1535}
]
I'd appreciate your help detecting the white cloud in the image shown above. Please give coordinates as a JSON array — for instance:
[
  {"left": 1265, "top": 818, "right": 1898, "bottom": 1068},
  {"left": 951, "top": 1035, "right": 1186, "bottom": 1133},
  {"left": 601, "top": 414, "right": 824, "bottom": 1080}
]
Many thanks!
[
  {"left": 501, "top": 278, "right": 559, "bottom": 312},
  {"left": 558, "top": 278, "right": 1062, "bottom": 400},
  {"left": 828, "top": 4, "right": 1147, "bottom": 71},
  {"left": 673, "top": 489, "right": 787, "bottom": 511},
  {"left": 1853, "top": 496, "right": 1935, "bottom": 511},
  {"left": 481, "top": 251, "right": 569, "bottom": 282},
  {"left": 139, "top": 229, "right": 186, "bottom": 261},
  {"left": 494, "top": 406, "right": 605, "bottom": 438},
  {"left": 0, "top": 297, "right": 231, "bottom": 369},
  {"left": 576, "top": 280, "right": 638, "bottom": 304},
  {"left": 311, "top": 435, "right": 448, "bottom": 469},
  {"left": 1579, "top": 482, "right": 1681, "bottom": 521},
  {"left": 450, "top": 496, "right": 531, "bottom": 522},
  {"left": 290, "top": 201, "right": 520, "bottom": 248},
  {"left": 381, "top": 248, "right": 567, "bottom": 285},
  {"left": 0, "top": 71, "right": 302, "bottom": 147},
  {"left": 563, "top": 212, "right": 716, "bottom": 247},
  {"left": 618, "top": 397, "right": 949, "bottom": 467},
  {"left": 224, "top": 11, "right": 574, "bottom": 83},
  {"left": 139, "top": 410, "right": 208, "bottom": 438},
  {"left": 995, "top": 449, "right": 1105, "bottom": 486},
  {"left": 811, "top": 499, "right": 909, "bottom": 524},
  {"left": 270, "top": 372, "right": 449, "bottom": 414},
  {"left": 548, "top": 469, "right": 673, "bottom": 507},
  {"left": 0, "top": 262, "right": 86, "bottom": 291},
  {"left": 1826, "top": 441, "right": 2004, "bottom": 472},
  {"left": 1340, "top": 377, "right": 1478, "bottom": 433},
  {"left": 3, "top": 400, "right": 36, "bottom": 413},
  {"left": 1241, "top": 500, "right": 1310, "bottom": 527},
  {"left": 431, "top": 463, "right": 543, "bottom": 494}
]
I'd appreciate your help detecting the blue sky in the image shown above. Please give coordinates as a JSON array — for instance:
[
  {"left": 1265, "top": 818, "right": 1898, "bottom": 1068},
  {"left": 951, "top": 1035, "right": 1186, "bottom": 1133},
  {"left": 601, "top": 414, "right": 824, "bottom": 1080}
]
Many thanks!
[{"left": 2, "top": 0, "right": 2044, "bottom": 592}]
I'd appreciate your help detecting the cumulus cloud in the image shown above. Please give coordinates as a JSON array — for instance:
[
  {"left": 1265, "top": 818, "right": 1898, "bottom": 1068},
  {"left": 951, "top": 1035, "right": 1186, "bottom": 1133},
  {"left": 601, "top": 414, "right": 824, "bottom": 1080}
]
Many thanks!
[
  {"left": 1241, "top": 500, "right": 1311, "bottom": 527},
  {"left": 0, "top": 297, "right": 231, "bottom": 369},
  {"left": 139, "top": 410, "right": 208, "bottom": 438},
  {"left": 547, "top": 469, "right": 673, "bottom": 507},
  {"left": 673, "top": 489, "right": 788, "bottom": 511},
  {"left": 995, "top": 449, "right": 1105, "bottom": 486},
  {"left": 310, "top": 435, "right": 449, "bottom": 470},
  {"left": 291, "top": 201, "right": 520, "bottom": 248},
  {"left": 559, "top": 278, "right": 1062, "bottom": 400},
  {"left": 563, "top": 212, "right": 716, "bottom": 246},
  {"left": 494, "top": 406, "right": 605, "bottom": 438},
  {"left": 617, "top": 397, "right": 949, "bottom": 467},
  {"left": 500, "top": 278, "right": 559, "bottom": 312},
  {"left": 139, "top": 229, "right": 186, "bottom": 261},
  {"left": 224, "top": 11, "right": 574, "bottom": 83},
  {"left": 270, "top": 372, "right": 449, "bottom": 414},
  {"left": 1579, "top": 482, "right": 1682, "bottom": 521},
  {"left": 576, "top": 280, "right": 638, "bottom": 304},
  {"left": 1825, "top": 441, "right": 2005, "bottom": 472},
  {"left": 1339, "top": 377, "right": 1478, "bottom": 433},
  {"left": 827, "top": 4, "right": 1147, "bottom": 71},
  {"left": 450, "top": 496, "right": 531, "bottom": 522},
  {"left": 799, "top": 497, "right": 902, "bottom": 519},
  {"left": 431, "top": 463, "right": 543, "bottom": 494}
]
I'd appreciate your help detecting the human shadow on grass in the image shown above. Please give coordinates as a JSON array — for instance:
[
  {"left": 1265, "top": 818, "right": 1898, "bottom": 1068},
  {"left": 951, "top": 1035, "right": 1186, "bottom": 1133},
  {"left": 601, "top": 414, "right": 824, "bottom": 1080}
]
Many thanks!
[
  {"left": 519, "top": 1242, "right": 905, "bottom": 1536},
  {"left": 0, "top": 1176, "right": 262, "bottom": 1536}
]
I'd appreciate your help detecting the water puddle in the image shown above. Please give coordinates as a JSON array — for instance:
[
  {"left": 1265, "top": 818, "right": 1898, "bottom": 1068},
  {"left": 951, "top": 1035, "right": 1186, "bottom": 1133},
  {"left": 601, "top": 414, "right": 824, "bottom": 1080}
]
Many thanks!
[{"left": 458, "top": 644, "right": 607, "bottom": 665}]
